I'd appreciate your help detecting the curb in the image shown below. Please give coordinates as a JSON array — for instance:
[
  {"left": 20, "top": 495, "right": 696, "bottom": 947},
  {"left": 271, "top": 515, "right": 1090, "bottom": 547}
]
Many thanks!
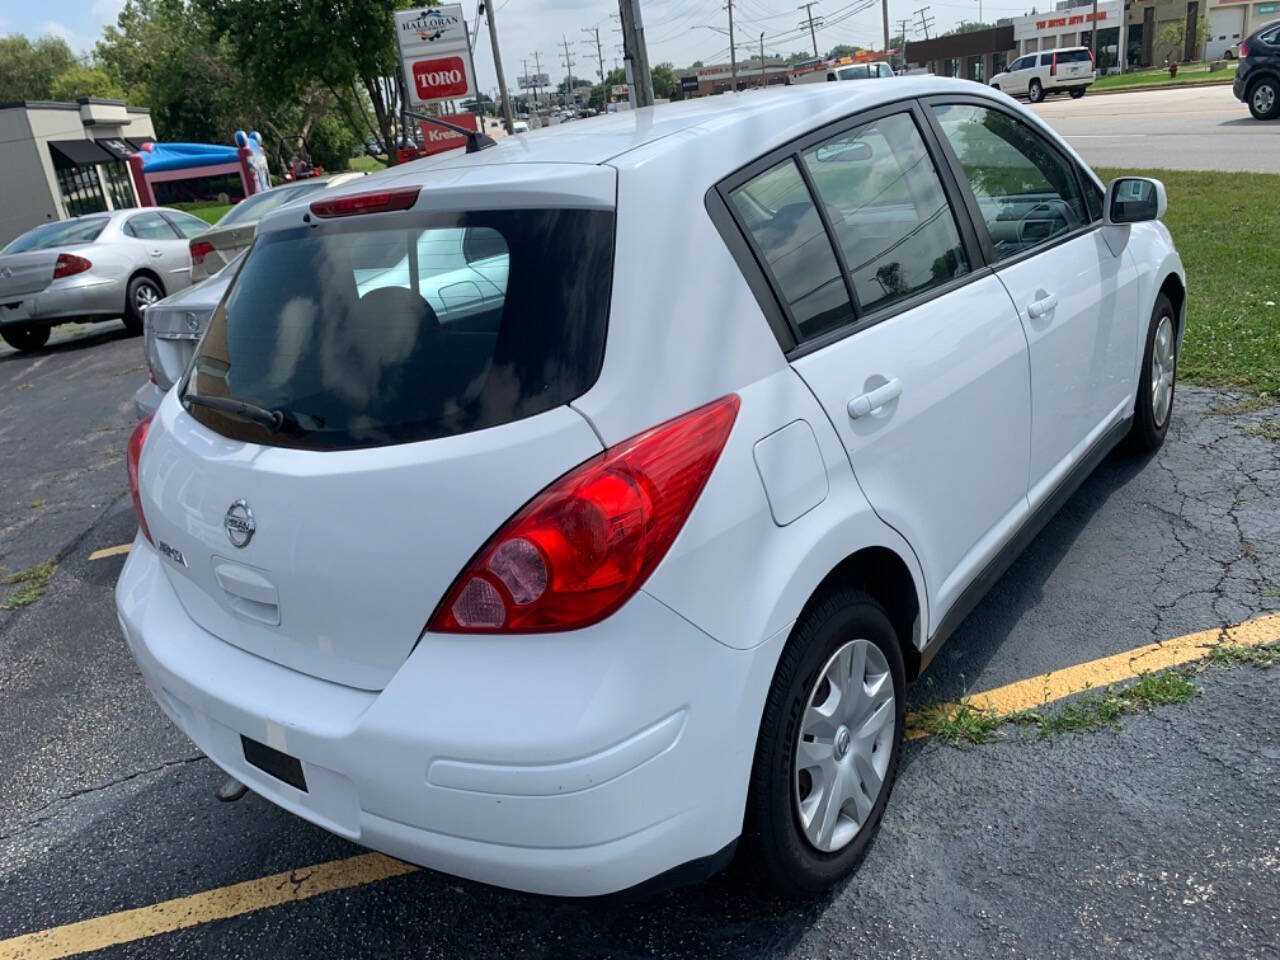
[{"left": 1087, "top": 77, "right": 1237, "bottom": 96}]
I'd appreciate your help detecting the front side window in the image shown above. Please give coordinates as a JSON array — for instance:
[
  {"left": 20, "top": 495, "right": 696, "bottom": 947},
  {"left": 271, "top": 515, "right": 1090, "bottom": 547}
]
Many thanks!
[
  {"left": 184, "top": 209, "right": 614, "bottom": 450},
  {"left": 932, "top": 104, "right": 1087, "bottom": 260},
  {"left": 801, "top": 112, "right": 968, "bottom": 314},
  {"left": 729, "top": 159, "right": 853, "bottom": 341},
  {"left": 126, "top": 212, "right": 180, "bottom": 240}
]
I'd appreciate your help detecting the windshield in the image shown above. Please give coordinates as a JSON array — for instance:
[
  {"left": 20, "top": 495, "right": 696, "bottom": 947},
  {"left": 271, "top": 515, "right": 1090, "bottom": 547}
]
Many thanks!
[
  {"left": 3, "top": 218, "right": 109, "bottom": 253},
  {"left": 216, "top": 182, "right": 329, "bottom": 227},
  {"left": 185, "top": 208, "right": 615, "bottom": 450}
]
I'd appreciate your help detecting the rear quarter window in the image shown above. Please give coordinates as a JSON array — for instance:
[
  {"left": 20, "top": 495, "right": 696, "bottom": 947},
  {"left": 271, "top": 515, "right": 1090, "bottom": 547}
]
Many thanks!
[{"left": 184, "top": 209, "right": 615, "bottom": 450}]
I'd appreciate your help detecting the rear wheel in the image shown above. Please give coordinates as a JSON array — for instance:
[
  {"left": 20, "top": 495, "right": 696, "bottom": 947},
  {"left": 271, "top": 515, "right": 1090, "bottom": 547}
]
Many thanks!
[
  {"left": 1028, "top": 78, "right": 1044, "bottom": 103},
  {"left": 0, "top": 323, "right": 51, "bottom": 352},
  {"left": 124, "top": 275, "right": 162, "bottom": 335},
  {"left": 741, "top": 589, "right": 905, "bottom": 896},
  {"left": 1070, "top": 87, "right": 1085, "bottom": 99},
  {"left": 1248, "top": 77, "right": 1280, "bottom": 120},
  {"left": 1127, "top": 292, "right": 1177, "bottom": 453}
]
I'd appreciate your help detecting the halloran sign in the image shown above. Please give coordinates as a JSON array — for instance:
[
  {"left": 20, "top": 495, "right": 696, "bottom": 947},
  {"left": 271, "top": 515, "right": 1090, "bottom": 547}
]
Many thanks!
[{"left": 395, "top": 5, "right": 476, "bottom": 107}]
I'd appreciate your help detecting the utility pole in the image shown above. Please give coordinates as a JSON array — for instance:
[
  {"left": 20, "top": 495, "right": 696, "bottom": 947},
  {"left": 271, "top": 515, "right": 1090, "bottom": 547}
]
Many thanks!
[
  {"left": 882, "top": 0, "right": 890, "bottom": 54},
  {"left": 914, "top": 6, "right": 934, "bottom": 40},
  {"left": 725, "top": 0, "right": 739, "bottom": 90},
  {"left": 897, "top": 18, "right": 911, "bottom": 67},
  {"left": 760, "top": 32, "right": 766, "bottom": 86},
  {"left": 481, "top": 0, "right": 515, "bottom": 134},
  {"left": 618, "top": 0, "right": 654, "bottom": 106},
  {"left": 560, "top": 34, "right": 575, "bottom": 109},
  {"left": 1089, "top": 0, "right": 1098, "bottom": 56},
  {"left": 798, "top": 2, "right": 821, "bottom": 57},
  {"left": 582, "top": 25, "right": 605, "bottom": 82},
  {"left": 530, "top": 49, "right": 544, "bottom": 108}
]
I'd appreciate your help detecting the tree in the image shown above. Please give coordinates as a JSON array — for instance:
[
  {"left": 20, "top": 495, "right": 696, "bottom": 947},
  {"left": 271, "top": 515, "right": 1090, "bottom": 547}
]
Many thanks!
[
  {"left": 942, "top": 21, "right": 995, "bottom": 37},
  {"left": 50, "top": 65, "right": 126, "bottom": 101},
  {"left": 0, "top": 34, "right": 77, "bottom": 101},
  {"left": 198, "top": 0, "right": 426, "bottom": 165},
  {"left": 1153, "top": 17, "right": 1210, "bottom": 64},
  {"left": 651, "top": 62, "right": 677, "bottom": 99},
  {"left": 786, "top": 50, "right": 813, "bottom": 65},
  {"left": 827, "top": 44, "right": 861, "bottom": 59}
]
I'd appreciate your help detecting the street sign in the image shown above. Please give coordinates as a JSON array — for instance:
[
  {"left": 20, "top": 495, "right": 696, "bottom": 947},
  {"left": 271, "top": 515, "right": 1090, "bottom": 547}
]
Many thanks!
[
  {"left": 517, "top": 73, "right": 551, "bottom": 89},
  {"left": 395, "top": 5, "right": 477, "bottom": 107},
  {"left": 680, "top": 76, "right": 699, "bottom": 93},
  {"left": 611, "top": 84, "right": 629, "bottom": 96},
  {"left": 418, "top": 113, "right": 480, "bottom": 156}
]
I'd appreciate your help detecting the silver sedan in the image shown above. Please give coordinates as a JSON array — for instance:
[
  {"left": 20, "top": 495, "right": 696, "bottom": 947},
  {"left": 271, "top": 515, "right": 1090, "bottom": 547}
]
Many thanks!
[{"left": 0, "top": 207, "right": 209, "bottom": 352}]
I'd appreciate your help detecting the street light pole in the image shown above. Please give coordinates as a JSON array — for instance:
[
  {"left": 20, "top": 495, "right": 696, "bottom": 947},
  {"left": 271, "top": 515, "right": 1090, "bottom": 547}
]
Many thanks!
[{"left": 760, "top": 32, "right": 766, "bottom": 87}]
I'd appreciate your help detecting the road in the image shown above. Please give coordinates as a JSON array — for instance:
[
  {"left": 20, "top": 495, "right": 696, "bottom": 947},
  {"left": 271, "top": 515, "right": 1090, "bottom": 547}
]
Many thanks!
[
  {"left": 1029, "top": 84, "right": 1280, "bottom": 173},
  {"left": 1, "top": 321, "right": 1279, "bottom": 958}
]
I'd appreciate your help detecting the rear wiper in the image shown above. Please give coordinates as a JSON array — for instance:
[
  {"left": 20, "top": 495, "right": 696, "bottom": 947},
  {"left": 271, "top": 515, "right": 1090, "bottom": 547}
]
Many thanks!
[{"left": 183, "top": 393, "right": 295, "bottom": 433}]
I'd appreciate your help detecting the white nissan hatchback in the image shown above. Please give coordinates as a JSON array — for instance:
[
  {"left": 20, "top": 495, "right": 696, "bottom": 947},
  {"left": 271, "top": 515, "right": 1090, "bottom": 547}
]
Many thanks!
[{"left": 117, "top": 78, "right": 1185, "bottom": 898}]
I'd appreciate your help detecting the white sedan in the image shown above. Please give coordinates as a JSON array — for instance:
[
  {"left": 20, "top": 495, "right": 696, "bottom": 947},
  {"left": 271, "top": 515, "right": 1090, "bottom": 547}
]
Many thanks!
[{"left": 117, "top": 78, "right": 1184, "bottom": 898}]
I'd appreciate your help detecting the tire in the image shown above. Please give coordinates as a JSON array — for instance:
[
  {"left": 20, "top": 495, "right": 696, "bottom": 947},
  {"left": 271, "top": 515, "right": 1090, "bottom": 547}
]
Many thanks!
[
  {"left": 1248, "top": 77, "right": 1280, "bottom": 120},
  {"left": 1028, "top": 79, "right": 1044, "bottom": 103},
  {"left": 0, "top": 323, "right": 52, "bottom": 352},
  {"left": 124, "top": 274, "right": 162, "bottom": 335},
  {"left": 990, "top": 82, "right": 1000, "bottom": 91},
  {"left": 1127, "top": 292, "right": 1177, "bottom": 453},
  {"left": 740, "top": 589, "right": 906, "bottom": 897},
  {"left": 1070, "top": 87, "right": 1085, "bottom": 99}
]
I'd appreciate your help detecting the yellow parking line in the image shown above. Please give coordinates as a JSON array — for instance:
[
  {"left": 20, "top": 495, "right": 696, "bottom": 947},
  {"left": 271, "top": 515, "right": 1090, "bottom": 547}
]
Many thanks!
[
  {"left": 3, "top": 612, "right": 1277, "bottom": 957},
  {"left": 905, "top": 611, "right": 1280, "bottom": 739},
  {"left": 87, "top": 544, "right": 131, "bottom": 562},
  {"left": 0, "top": 853, "right": 418, "bottom": 960}
]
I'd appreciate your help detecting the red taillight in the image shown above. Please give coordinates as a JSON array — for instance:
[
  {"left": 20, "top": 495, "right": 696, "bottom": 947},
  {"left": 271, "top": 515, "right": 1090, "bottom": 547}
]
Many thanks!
[
  {"left": 189, "top": 240, "right": 215, "bottom": 266},
  {"left": 53, "top": 253, "right": 91, "bottom": 279},
  {"left": 127, "top": 415, "right": 153, "bottom": 544},
  {"left": 309, "top": 187, "right": 422, "bottom": 219},
  {"left": 1051, "top": 53, "right": 1058, "bottom": 76},
  {"left": 428, "top": 395, "right": 741, "bottom": 634},
  {"left": 1239, "top": 42, "right": 1248, "bottom": 58},
  {"left": 1088, "top": 48, "right": 1095, "bottom": 68}
]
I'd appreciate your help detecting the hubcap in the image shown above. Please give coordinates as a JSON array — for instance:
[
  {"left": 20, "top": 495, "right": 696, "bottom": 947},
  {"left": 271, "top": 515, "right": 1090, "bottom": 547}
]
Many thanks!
[
  {"left": 1150, "top": 314, "right": 1175, "bottom": 428},
  {"left": 136, "top": 284, "right": 159, "bottom": 309},
  {"left": 1255, "top": 85, "right": 1276, "bottom": 114},
  {"left": 794, "top": 638, "right": 896, "bottom": 854}
]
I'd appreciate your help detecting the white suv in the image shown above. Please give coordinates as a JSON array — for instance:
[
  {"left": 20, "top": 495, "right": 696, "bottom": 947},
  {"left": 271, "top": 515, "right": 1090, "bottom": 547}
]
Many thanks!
[
  {"left": 991, "top": 46, "right": 1096, "bottom": 102},
  {"left": 117, "top": 78, "right": 1184, "bottom": 898}
]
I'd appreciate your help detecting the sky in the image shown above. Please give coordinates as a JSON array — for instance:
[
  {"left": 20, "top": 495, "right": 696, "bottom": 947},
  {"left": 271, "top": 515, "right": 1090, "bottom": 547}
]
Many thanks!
[{"left": 4, "top": 0, "right": 1042, "bottom": 100}]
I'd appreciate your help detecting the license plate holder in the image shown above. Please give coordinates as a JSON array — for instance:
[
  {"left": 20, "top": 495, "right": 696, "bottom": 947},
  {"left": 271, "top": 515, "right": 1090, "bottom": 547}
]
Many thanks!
[{"left": 241, "top": 735, "right": 308, "bottom": 792}]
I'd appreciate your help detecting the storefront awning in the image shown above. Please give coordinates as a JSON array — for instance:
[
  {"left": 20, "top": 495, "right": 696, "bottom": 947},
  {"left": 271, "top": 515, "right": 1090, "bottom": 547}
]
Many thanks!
[
  {"left": 126, "top": 137, "right": 155, "bottom": 151},
  {"left": 95, "top": 137, "right": 134, "bottom": 161},
  {"left": 47, "top": 139, "right": 115, "bottom": 168}
]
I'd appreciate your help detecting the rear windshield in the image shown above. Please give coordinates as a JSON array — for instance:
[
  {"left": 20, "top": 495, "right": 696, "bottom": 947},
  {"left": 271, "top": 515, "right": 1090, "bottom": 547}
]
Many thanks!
[
  {"left": 184, "top": 209, "right": 615, "bottom": 450},
  {"left": 217, "top": 182, "right": 328, "bottom": 226},
  {"left": 1057, "top": 50, "right": 1092, "bottom": 63},
  {"left": 4, "top": 218, "right": 108, "bottom": 253}
]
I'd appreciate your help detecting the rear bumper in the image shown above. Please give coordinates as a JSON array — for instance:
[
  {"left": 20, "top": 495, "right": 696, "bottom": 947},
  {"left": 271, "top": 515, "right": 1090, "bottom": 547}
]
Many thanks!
[
  {"left": 116, "top": 537, "right": 783, "bottom": 896},
  {"left": 1233, "top": 71, "right": 1248, "bottom": 102},
  {"left": 0, "top": 273, "right": 124, "bottom": 326}
]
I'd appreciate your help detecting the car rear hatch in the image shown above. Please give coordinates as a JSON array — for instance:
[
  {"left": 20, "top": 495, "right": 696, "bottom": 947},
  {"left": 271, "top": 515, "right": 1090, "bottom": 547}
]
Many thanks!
[
  {"left": 1053, "top": 49, "right": 1093, "bottom": 81},
  {"left": 138, "top": 166, "right": 617, "bottom": 690},
  {"left": 144, "top": 274, "right": 231, "bottom": 390}
]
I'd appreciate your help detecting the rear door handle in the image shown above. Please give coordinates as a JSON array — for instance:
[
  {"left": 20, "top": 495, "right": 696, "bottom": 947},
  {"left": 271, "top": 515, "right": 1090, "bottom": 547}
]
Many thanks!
[
  {"left": 847, "top": 378, "right": 902, "bottom": 419},
  {"left": 1027, "top": 293, "right": 1058, "bottom": 319}
]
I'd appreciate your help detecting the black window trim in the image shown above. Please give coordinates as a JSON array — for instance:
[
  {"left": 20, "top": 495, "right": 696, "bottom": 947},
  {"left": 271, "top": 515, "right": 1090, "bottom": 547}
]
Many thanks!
[
  {"left": 160, "top": 209, "right": 208, "bottom": 238},
  {"left": 708, "top": 95, "right": 993, "bottom": 359},
  {"left": 918, "top": 92, "right": 1104, "bottom": 272},
  {"left": 125, "top": 210, "right": 181, "bottom": 241}
]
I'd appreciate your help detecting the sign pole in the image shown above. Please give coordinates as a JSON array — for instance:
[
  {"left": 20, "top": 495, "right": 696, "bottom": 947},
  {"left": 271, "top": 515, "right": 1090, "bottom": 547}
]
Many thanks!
[{"left": 484, "top": 1, "right": 515, "bottom": 133}]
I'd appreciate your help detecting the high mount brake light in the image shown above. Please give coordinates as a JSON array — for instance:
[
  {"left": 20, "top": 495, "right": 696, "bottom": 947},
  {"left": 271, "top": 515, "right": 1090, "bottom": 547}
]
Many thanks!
[
  {"left": 127, "top": 415, "right": 153, "bottom": 544},
  {"left": 309, "top": 187, "right": 422, "bottom": 218},
  {"left": 53, "top": 253, "right": 91, "bottom": 279},
  {"left": 189, "top": 240, "right": 215, "bottom": 266},
  {"left": 428, "top": 395, "right": 741, "bottom": 634}
]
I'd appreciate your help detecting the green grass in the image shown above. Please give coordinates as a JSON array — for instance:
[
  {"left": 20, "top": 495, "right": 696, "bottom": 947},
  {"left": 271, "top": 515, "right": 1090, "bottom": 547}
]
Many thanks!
[
  {"left": 915, "top": 700, "right": 1010, "bottom": 745},
  {"left": 1092, "top": 61, "right": 1237, "bottom": 90},
  {"left": 1203, "top": 642, "right": 1279, "bottom": 669},
  {"left": 1097, "top": 167, "right": 1280, "bottom": 396},
  {"left": 349, "top": 154, "right": 388, "bottom": 174},
  {"left": 166, "top": 201, "right": 232, "bottom": 225},
  {"left": 1, "top": 560, "right": 57, "bottom": 610}
]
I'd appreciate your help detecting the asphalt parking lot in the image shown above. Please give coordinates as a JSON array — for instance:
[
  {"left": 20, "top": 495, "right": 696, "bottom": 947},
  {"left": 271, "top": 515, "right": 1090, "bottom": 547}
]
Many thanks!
[
  {"left": 1029, "top": 84, "right": 1280, "bottom": 173},
  {"left": 2, "top": 308, "right": 1278, "bottom": 958}
]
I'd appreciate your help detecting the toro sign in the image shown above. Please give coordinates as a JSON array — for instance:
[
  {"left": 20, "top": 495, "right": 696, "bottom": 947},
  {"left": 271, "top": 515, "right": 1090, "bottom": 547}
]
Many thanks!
[{"left": 395, "top": 4, "right": 476, "bottom": 107}]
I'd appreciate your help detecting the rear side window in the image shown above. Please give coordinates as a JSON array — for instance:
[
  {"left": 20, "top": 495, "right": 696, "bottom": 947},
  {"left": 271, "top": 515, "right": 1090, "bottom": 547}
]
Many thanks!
[
  {"left": 126, "top": 212, "right": 180, "bottom": 240},
  {"left": 184, "top": 209, "right": 614, "bottom": 450},
  {"left": 801, "top": 112, "right": 968, "bottom": 314},
  {"left": 1039, "top": 54, "right": 1054, "bottom": 66},
  {"left": 729, "top": 159, "right": 854, "bottom": 341}
]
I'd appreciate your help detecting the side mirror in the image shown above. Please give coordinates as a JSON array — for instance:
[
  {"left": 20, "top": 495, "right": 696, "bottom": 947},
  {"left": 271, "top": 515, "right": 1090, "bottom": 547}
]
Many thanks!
[{"left": 1105, "top": 177, "right": 1166, "bottom": 224}]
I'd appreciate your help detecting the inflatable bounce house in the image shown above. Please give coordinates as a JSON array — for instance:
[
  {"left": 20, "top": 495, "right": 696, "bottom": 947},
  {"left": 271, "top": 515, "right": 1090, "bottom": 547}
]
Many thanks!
[{"left": 127, "top": 130, "right": 271, "bottom": 205}]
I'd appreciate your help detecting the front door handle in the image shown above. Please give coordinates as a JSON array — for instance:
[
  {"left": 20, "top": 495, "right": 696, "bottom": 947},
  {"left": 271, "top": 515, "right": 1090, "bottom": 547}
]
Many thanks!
[
  {"left": 1027, "top": 292, "right": 1058, "bottom": 319},
  {"left": 848, "top": 378, "right": 902, "bottom": 419}
]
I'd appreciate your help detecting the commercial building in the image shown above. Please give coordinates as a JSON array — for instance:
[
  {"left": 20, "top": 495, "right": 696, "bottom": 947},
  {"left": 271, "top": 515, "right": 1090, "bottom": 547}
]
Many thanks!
[
  {"left": 675, "top": 61, "right": 793, "bottom": 97},
  {"left": 0, "top": 98, "right": 156, "bottom": 248},
  {"left": 906, "top": 0, "right": 1278, "bottom": 79}
]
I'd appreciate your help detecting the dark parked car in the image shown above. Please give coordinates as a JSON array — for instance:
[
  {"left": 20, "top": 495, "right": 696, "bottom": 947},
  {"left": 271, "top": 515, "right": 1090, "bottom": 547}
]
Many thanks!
[{"left": 1233, "top": 19, "right": 1280, "bottom": 119}]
